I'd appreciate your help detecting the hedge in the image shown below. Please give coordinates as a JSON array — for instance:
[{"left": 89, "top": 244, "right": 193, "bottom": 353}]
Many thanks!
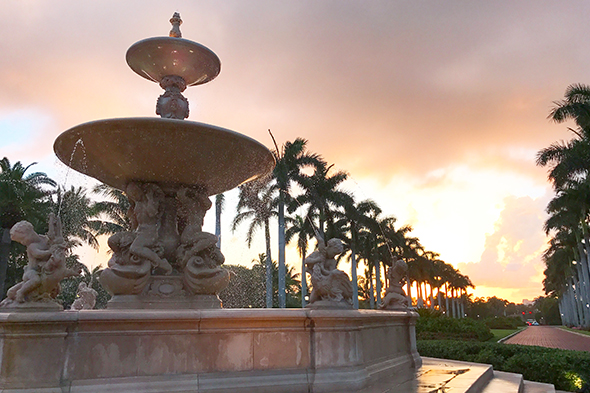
[
  {"left": 484, "top": 316, "right": 524, "bottom": 330},
  {"left": 417, "top": 340, "right": 590, "bottom": 392},
  {"left": 415, "top": 309, "right": 493, "bottom": 341}
]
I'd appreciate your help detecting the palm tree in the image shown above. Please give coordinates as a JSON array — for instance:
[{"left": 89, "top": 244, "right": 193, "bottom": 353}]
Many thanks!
[
  {"left": 537, "top": 84, "right": 590, "bottom": 327},
  {"left": 549, "top": 83, "right": 590, "bottom": 129},
  {"left": 543, "top": 188, "right": 590, "bottom": 327},
  {"left": 291, "top": 161, "right": 353, "bottom": 241},
  {"left": 52, "top": 186, "right": 103, "bottom": 253},
  {"left": 271, "top": 136, "right": 323, "bottom": 308},
  {"left": 285, "top": 214, "right": 315, "bottom": 307},
  {"left": 0, "top": 158, "right": 56, "bottom": 296},
  {"left": 335, "top": 199, "right": 382, "bottom": 309},
  {"left": 250, "top": 253, "right": 301, "bottom": 307},
  {"left": 92, "top": 183, "right": 133, "bottom": 235},
  {"left": 357, "top": 227, "right": 382, "bottom": 307},
  {"left": 215, "top": 193, "right": 225, "bottom": 249},
  {"left": 398, "top": 236, "right": 424, "bottom": 307},
  {"left": 543, "top": 231, "right": 580, "bottom": 326},
  {"left": 232, "top": 175, "right": 277, "bottom": 308}
]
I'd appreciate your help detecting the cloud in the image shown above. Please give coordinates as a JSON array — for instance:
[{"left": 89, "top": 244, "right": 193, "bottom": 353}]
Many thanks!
[
  {"left": 0, "top": 1, "right": 585, "bottom": 178},
  {"left": 459, "top": 195, "right": 550, "bottom": 302}
]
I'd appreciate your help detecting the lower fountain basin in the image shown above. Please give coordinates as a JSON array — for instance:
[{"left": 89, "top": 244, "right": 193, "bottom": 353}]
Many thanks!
[
  {"left": 53, "top": 118, "right": 275, "bottom": 195},
  {"left": 0, "top": 309, "right": 420, "bottom": 393}
]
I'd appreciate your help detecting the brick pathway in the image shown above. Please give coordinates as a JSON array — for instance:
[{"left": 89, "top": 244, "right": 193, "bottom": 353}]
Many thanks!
[{"left": 504, "top": 326, "right": 590, "bottom": 352}]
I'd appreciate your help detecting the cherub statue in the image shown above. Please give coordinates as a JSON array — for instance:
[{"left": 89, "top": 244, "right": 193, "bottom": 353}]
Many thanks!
[
  {"left": 70, "top": 281, "right": 98, "bottom": 310},
  {"left": 0, "top": 213, "right": 80, "bottom": 309},
  {"left": 304, "top": 236, "right": 353, "bottom": 308},
  {"left": 176, "top": 186, "right": 212, "bottom": 245},
  {"left": 380, "top": 256, "right": 410, "bottom": 310},
  {"left": 126, "top": 182, "right": 173, "bottom": 275}
]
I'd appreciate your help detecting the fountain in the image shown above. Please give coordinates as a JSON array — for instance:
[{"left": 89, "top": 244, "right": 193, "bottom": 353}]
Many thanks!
[{"left": 0, "top": 14, "right": 420, "bottom": 392}]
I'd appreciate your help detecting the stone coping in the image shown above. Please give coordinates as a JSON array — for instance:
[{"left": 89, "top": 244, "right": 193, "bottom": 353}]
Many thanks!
[{"left": 0, "top": 308, "right": 418, "bottom": 327}]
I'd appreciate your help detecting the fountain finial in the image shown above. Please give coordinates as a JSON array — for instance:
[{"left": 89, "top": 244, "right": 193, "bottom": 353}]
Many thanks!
[{"left": 169, "top": 12, "right": 182, "bottom": 38}]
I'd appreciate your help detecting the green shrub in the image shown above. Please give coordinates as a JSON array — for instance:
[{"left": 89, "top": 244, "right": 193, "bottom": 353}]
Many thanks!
[
  {"left": 416, "top": 310, "right": 493, "bottom": 341},
  {"left": 484, "top": 316, "right": 524, "bottom": 330},
  {"left": 417, "top": 340, "right": 590, "bottom": 392},
  {"left": 416, "top": 308, "right": 444, "bottom": 318}
]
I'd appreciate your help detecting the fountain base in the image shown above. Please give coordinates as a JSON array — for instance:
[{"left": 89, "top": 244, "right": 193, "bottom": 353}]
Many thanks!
[
  {"left": 0, "top": 309, "right": 420, "bottom": 392},
  {"left": 107, "top": 276, "right": 222, "bottom": 309}
]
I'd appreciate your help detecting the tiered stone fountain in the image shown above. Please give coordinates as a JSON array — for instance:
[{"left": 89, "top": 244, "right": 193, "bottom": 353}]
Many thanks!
[
  {"left": 54, "top": 12, "right": 274, "bottom": 310},
  {"left": 0, "top": 14, "right": 421, "bottom": 393}
]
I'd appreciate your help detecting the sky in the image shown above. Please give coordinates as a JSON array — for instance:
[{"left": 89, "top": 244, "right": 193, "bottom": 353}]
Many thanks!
[{"left": 1, "top": 1, "right": 588, "bottom": 303}]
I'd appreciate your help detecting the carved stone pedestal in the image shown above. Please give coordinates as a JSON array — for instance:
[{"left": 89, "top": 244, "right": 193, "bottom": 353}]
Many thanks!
[{"left": 107, "top": 275, "right": 222, "bottom": 309}]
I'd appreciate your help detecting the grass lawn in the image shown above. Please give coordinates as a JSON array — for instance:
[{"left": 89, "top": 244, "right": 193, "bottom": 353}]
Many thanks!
[
  {"left": 489, "top": 328, "right": 522, "bottom": 342},
  {"left": 560, "top": 326, "right": 590, "bottom": 336}
]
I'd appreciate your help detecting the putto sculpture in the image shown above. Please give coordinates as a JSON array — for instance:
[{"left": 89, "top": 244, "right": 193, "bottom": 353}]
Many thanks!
[
  {"left": 0, "top": 213, "right": 80, "bottom": 310},
  {"left": 70, "top": 281, "right": 98, "bottom": 310},
  {"left": 380, "top": 256, "right": 410, "bottom": 310},
  {"left": 304, "top": 237, "right": 353, "bottom": 309}
]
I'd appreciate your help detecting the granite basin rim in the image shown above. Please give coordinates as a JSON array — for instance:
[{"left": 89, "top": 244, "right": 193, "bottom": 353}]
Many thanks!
[
  {"left": 126, "top": 37, "right": 221, "bottom": 86},
  {"left": 53, "top": 117, "right": 275, "bottom": 195}
]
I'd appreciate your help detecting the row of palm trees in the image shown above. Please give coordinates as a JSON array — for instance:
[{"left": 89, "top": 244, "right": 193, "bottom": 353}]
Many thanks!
[
  {"left": 231, "top": 137, "right": 473, "bottom": 312},
  {"left": 538, "top": 84, "right": 590, "bottom": 328}
]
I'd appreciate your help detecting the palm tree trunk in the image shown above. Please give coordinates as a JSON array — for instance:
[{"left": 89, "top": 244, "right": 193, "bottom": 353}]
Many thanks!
[
  {"left": 579, "top": 237, "right": 590, "bottom": 327},
  {"left": 451, "top": 288, "right": 459, "bottom": 318},
  {"left": 460, "top": 291, "right": 465, "bottom": 318},
  {"left": 277, "top": 195, "right": 286, "bottom": 308},
  {"left": 264, "top": 220, "right": 273, "bottom": 308},
  {"left": 301, "top": 254, "right": 307, "bottom": 307},
  {"left": 417, "top": 282, "right": 423, "bottom": 308},
  {"left": 351, "top": 249, "right": 359, "bottom": 309},
  {"left": 576, "top": 240, "right": 590, "bottom": 327},
  {"left": 572, "top": 277, "right": 585, "bottom": 327},
  {"left": 319, "top": 207, "right": 326, "bottom": 241},
  {"left": 428, "top": 284, "right": 434, "bottom": 310},
  {"left": 406, "top": 273, "right": 412, "bottom": 306},
  {"left": 557, "top": 294, "right": 568, "bottom": 326},
  {"left": 368, "top": 264, "right": 375, "bottom": 309},
  {"left": 559, "top": 293, "right": 568, "bottom": 326},
  {"left": 0, "top": 228, "right": 11, "bottom": 298},
  {"left": 568, "top": 287, "right": 578, "bottom": 326},
  {"left": 575, "top": 264, "right": 590, "bottom": 327},
  {"left": 375, "top": 259, "right": 382, "bottom": 305},
  {"left": 444, "top": 285, "right": 450, "bottom": 316},
  {"left": 573, "top": 232, "right": 589, "bottom": 326},
  {"left": 564, "top": 292, "right": 573, "bottom": 326},
  {"left": 215, "top": 194, "right": 223, "bottom": 249}
]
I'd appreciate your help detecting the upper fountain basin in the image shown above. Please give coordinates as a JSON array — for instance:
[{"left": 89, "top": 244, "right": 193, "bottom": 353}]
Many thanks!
[
  {"left": 126, "top": 37, "right": 221, "bottom": 86},
  {"left": 53, "top": 117, "right": 275, "bottom": 195}
]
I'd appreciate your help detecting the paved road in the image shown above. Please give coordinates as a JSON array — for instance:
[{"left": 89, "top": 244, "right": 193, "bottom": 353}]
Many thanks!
[{"left": 504, "top": 326, "right": 590, "bottom": 352}]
